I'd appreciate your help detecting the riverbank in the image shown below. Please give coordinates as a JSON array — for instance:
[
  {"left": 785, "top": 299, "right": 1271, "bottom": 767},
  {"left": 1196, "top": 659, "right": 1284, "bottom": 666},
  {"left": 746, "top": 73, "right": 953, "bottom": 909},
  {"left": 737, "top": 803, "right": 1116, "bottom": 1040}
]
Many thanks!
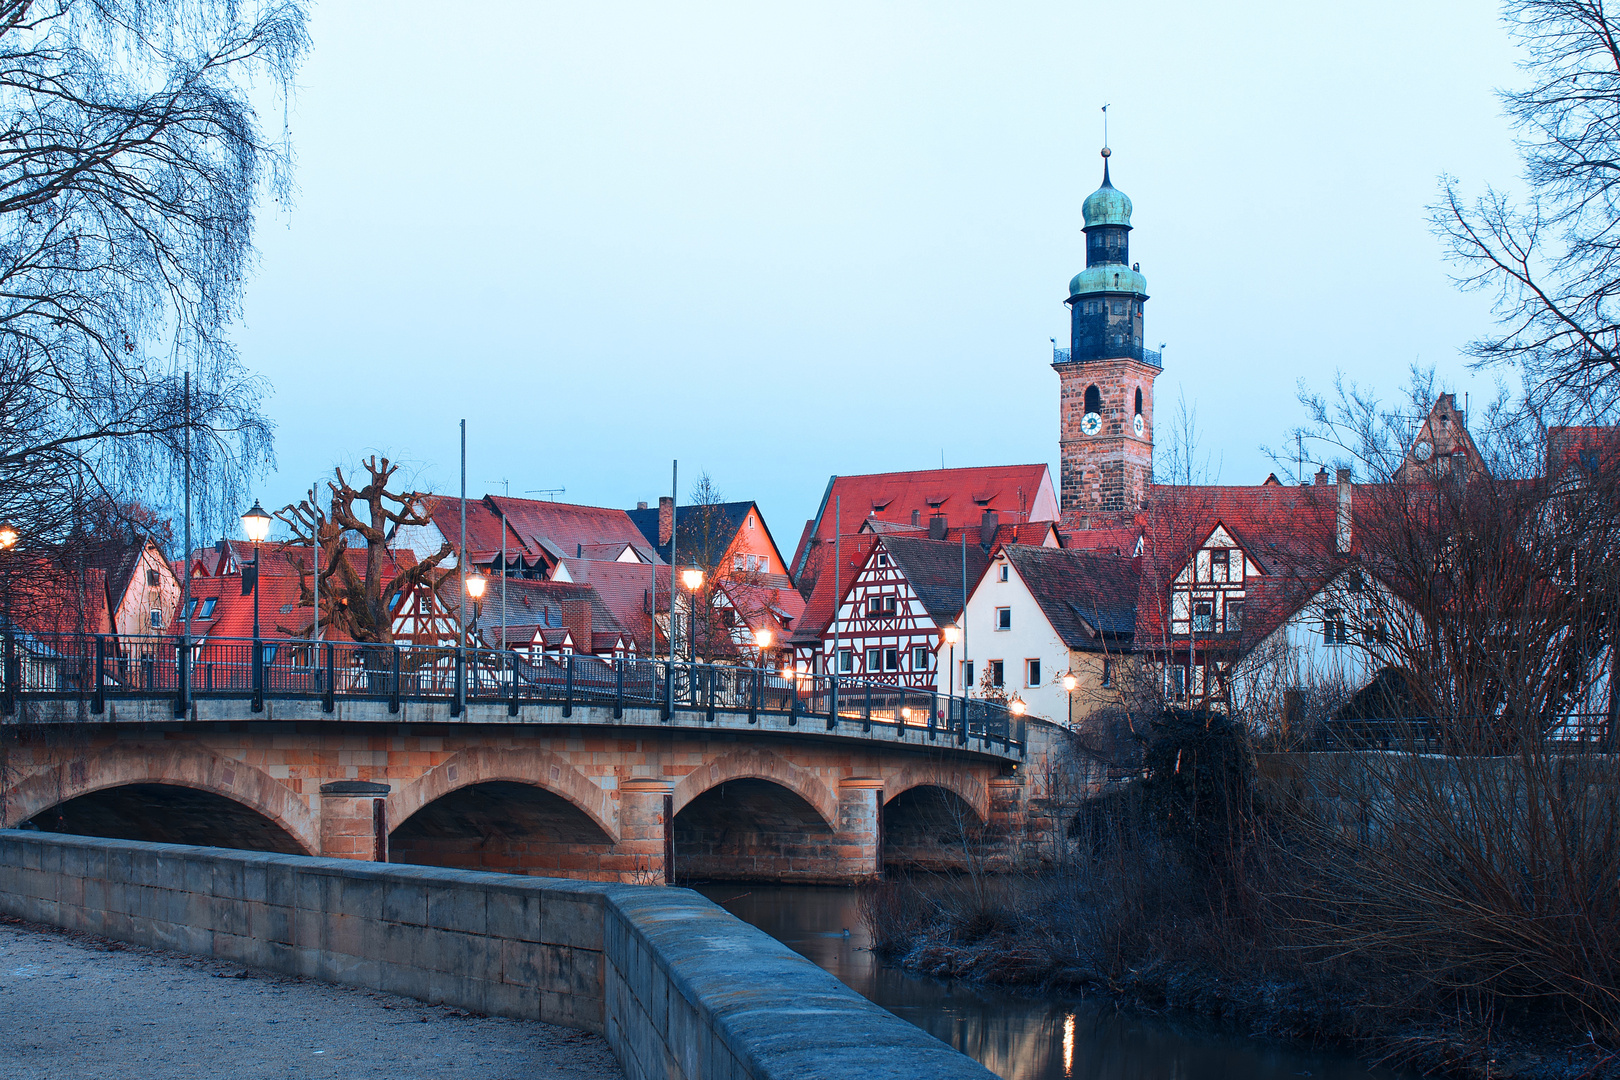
[{"left": 862, "top": 876, "right": 1619, "bottom": 1080}]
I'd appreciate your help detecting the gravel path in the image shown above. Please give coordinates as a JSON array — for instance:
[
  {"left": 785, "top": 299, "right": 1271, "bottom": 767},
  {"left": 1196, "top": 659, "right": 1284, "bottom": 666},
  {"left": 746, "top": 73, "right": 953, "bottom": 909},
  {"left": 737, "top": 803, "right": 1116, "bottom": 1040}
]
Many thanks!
[{"left": 0, "top": 916, "right": 624, "bottom": 1080}]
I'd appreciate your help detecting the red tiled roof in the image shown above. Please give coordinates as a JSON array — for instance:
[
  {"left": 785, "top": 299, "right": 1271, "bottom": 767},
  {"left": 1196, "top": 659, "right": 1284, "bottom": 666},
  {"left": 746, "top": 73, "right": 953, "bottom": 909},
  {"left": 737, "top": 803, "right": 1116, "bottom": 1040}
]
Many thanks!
[
  {"left": 1547, "top": 426, "right": 1620, "bottom": 473},
  {"left": 790, "top": 465, "right": 1059, "bottom": 581},
  {"left": 789, "top": 533, "right": 879, "bottom": 646},
  {"left": 480, "top": 495, "right": 653, "bottom": 564},
  {"left": 5, "top": 557, "right": 113, "bottom": 638},
  {"left": 552, "top": 557, "right": 668, "bottom": 654},
  {"left": 1133, "top": 483, "right": 1340, "bottom": 650}
]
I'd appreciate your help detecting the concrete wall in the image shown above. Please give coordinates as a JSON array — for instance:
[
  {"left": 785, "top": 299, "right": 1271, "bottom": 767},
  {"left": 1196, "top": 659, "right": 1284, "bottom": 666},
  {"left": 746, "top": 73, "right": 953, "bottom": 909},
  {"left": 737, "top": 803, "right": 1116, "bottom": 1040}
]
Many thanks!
[{"left": 0, "top": 830, "right": 993, "bottom": 1080}]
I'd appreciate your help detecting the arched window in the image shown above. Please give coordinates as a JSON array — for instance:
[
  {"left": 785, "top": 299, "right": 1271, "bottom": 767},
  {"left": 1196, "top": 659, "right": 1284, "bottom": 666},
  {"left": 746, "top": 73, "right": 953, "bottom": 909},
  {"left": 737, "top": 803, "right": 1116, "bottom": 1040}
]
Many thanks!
[
  {"left": 1134, "top": 388, "right": 1143, "bottom": 416},
  {"left": 1085, "top": 385, "right": 1101, "bottom": 414}
]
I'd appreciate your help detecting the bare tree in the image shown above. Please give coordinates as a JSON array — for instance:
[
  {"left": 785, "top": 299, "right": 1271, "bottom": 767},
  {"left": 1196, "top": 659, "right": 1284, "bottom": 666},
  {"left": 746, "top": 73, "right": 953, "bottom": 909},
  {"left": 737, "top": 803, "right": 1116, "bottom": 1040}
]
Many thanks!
[
  {"left": 273, "top": 457, "right": 453, "bottom": 645},
  {"left": 0, "top": 0, "right": 308, "bottom": 559},
  {"left": 1435, "top": 0, "right": 1620, "bottom": 420},
  {"left": 674, "top": 472, "right": 783, "bottom": 663}
]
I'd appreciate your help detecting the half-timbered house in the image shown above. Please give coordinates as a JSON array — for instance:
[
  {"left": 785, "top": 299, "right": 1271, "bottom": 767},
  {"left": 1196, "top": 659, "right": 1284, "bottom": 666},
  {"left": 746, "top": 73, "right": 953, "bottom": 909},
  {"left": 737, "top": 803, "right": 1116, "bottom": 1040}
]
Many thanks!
[{"left": 813, "top": 535, "right": 991, "bottom": 689}]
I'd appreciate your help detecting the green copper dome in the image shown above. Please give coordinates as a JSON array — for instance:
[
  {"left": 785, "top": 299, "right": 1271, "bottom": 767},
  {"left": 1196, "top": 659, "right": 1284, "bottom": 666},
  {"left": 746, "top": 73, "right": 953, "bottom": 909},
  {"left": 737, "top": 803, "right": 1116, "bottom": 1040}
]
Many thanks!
[
  {"left": 1068, "top": 262, "right": 1147, "bottom": 300},
  {"left": 1082, "top": 156, "right": 1132, "bottom": 229}
]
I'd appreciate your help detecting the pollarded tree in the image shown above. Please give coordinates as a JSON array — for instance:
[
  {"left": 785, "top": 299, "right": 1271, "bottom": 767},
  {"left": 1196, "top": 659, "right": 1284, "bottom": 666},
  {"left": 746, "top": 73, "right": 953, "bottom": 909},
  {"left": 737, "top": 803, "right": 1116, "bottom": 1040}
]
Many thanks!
[
  {"left": 0, "top": 0, "right": 308, "bottom": 559},
  {"left": 274, "top": 457, "right": 453, "bottom": 645}
]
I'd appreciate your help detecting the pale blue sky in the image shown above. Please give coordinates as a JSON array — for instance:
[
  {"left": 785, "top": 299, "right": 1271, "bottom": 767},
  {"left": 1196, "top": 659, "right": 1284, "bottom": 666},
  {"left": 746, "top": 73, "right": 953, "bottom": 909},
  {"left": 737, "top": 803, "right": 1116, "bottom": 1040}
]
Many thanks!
[{"left": 239, "top": 1, "right": 1523, "bottom": 541}]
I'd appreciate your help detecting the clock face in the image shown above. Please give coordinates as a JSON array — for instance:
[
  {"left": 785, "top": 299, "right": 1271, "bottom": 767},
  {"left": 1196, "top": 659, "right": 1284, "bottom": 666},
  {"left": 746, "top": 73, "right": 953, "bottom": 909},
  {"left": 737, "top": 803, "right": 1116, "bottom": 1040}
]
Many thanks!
[
  {"left": 1413, "top": 440, "right": 1433, "bottom": 462},
  {"left": 1132, "top": 413, "right": 1144, "bottom": 437},
  {"left": 1081, "top": 412, "right": 1102, "bottom": 436}
]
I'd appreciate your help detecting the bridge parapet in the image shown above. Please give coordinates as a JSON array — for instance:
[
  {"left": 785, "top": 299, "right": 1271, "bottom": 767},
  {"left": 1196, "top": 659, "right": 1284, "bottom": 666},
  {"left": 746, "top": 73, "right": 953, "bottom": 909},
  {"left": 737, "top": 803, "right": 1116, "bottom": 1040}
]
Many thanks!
[{"left": 0, "top": 632, "right": 1025, "bottom": 762}]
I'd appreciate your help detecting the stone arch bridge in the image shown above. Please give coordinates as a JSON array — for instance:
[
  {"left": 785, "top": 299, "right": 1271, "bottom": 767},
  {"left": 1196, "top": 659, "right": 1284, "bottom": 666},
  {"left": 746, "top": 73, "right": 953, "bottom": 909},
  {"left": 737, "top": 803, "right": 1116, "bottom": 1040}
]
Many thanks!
[{"left": 0, "top": 695, "right": 1067, "bottom": 884}]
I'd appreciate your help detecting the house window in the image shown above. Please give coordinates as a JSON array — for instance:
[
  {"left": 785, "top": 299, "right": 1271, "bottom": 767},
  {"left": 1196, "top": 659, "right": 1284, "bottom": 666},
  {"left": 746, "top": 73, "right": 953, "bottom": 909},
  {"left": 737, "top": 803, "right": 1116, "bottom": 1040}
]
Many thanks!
[
  {"left": 198, "top": 598, "right": 216, "bottom": 619},
  {"left": 988, "top": 660, "right": 1004, "bottom": 688},
  {"left": 838, "top": 649, "right": 853, "bottom": 673},
  {"left": 422, "top": 594, "right": 434, "bottom": 613},
  {"left": 876, "top": 553, "right": 888, "bottom": 567},
  {"left": 1192, "top": 601, "right": 1212, "bottom": 633},
  {"left": 149, "top": 609, "right": 164, "bottom": 628},
  {"left": 1134, "top": 388, "right": 1143, "bottom": 416},
  {"left": 1211, "top": 549, "right": 1228, "bottom": 582},
  {"left": 1225, "top": 600, "right": 1244, "bottom": 632},
  {"left": 886, "top": 596, "right": 897, "bottom": 616},
  {"left": 1170, "top": 665, "right": 1187, "bottom": 697},
  {"left": 181, "top": 598, "right": 197, "bottom": 620},
  {"left": 867, "top": 647, "right": 882, "bottom": 671},
  {"left": 965, "top": 661, "right": 975, "bottom": 687},
  {"left": 885, "top": 648, "right": 899, "bottom": 671},
  {"left": 1324, "top": 607, "right": 1347, "bottom": 645},
  {"left": 734, "top": 555, "right": 746, "bottom": 571},
  {"left": 1085, "top": 385, "right": 1102, "bottom": 414},
  {"left": 866, "top": 596, "right": 882, "bottom": 617},
  {"left": 146, "top": 569, "right": 160, "bottom": 586},
  {"left": 1347, "top": 570, "right": 1364, "bottom": 593},
  {"left": 998, "top": 565, "right": 1009, "bottom": 582},
  {"left": 748, "top": 515, "right": 755, "bottom": 529},
  {"left": 1102, "top": 658, "right": 1114, "bottom": 687},
  {"left": 1112, "top": 301, "right": 1124, "bottom": 315},
  {"left": 1025, "top": 658, "right": 1041, "bottom": 686},
  {"left": 996, "top": 607, "right": 1011, "bottom": 630},
  {"left": 912, "top": 645, "right": 930, "bottom": 669}
]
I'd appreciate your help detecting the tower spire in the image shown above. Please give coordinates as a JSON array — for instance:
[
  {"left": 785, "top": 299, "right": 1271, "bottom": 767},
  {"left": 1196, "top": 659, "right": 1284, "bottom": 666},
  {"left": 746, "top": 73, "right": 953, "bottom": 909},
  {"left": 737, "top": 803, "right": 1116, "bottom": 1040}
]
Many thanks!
[{"left": 1100, "top": 104, "right": 1113, "bottom": 185}]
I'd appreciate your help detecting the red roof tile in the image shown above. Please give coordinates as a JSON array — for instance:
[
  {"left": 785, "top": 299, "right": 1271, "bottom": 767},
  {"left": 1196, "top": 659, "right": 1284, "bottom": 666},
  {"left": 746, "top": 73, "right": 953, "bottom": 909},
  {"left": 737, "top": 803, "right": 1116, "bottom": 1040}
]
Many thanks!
[{"left": 790, "top": 465, "right": 1058, "bottom": 581}]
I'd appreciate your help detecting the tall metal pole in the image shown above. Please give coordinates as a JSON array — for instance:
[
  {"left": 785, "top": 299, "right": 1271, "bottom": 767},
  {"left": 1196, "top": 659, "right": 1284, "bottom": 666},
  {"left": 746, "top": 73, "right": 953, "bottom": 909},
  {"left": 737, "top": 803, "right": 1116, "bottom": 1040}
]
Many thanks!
[
  {"left": 832, "top": 495, "right": 840, "bottom": 678},
  {"left": 498, "top": 480, "right": 507, "bottom": 650},
  {"left": 182, "top": 371, "right": 192, "bottom": 692},
  {"left": 311, "top": 483, "right": 320, "bottom": 643},
  {"left": 960, "top": 528, "right": 967, "bottom": 701},
  {"left": 459, "top": 420, "right": 467, "bottom": 650},
  {"left": 668, "top": 460, "right": 677, "bottom": 666}
]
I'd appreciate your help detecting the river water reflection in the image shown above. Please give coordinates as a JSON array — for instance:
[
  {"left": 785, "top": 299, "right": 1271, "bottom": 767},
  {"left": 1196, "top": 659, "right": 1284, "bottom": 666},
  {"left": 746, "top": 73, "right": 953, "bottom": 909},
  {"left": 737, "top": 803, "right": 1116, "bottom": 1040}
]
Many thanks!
[{"left": 693, "top": 883, "right": 1410, "bottom": 1080}]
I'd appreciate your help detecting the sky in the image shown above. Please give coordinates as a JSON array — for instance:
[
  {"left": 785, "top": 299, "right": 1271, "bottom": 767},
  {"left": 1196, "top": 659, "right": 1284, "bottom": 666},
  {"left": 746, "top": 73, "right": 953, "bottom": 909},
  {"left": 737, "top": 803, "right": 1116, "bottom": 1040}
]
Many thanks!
[{"left": 238, "top": 0, "right": 1525, "bottom": 546}]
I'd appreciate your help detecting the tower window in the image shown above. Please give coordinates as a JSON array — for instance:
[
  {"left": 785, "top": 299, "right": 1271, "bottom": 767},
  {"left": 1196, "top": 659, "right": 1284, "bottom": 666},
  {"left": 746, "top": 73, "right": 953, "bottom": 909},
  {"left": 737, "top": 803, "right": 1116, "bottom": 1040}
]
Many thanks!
[
  {"left": 1084, "top": 385, "right": 1101, "bottom": 414},
  {"left": 1112, "top": 301, "right": 1124, "bottom": 315},
  {"left": 1135, "top": 388, "right": 1143, "bottom": 416}
]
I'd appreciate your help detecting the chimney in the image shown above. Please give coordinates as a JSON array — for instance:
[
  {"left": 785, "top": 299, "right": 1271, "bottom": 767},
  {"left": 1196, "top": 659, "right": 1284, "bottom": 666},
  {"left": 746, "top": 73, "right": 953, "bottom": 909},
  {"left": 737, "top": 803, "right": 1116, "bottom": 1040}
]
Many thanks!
[
  {"left": 636, "top": 501, "right": 648, "bottom": 510},
  {"left": 980, "top": 509, "right": 999, "bottom": 548},
  {"left": 1336, "top": 468, "right": 1353, "bottom": 554},
  {"left": 560, "top": 598, "right": 593, "bottom": 653},
  {"left": 1314, "top": 468, "right": 1330, "bottom": 485},
  {"left": 911, "top": 509, "right": 921, "bottom": 527},
  {"left": 658, "top": 496, "right": 673, "bottom": 546},
  {"left": 928, "top": 513, "right": 948, "bottom": 541}
]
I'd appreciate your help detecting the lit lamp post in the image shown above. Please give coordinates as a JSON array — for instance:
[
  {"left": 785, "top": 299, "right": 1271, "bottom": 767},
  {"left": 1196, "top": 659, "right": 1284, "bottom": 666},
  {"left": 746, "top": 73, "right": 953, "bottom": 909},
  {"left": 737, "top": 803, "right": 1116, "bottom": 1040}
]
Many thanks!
[
  {"left": 465, "top": 571, "right": 487, "bottom": 639},
  {"left": 753, "top": 626, "right": 772, "bottom": 669},
  {"left": 0, "top": 522, "right": 16, "bottom": 703},
  {"left": 680, "top": 568, "right": 704, "bottom": 664},
  {"left": 240, "top": 499, "right": 272, "bottom": 709},
  {"left": 0, "top": 521, "right": 16, "bottom": 631},
  {"left": 1062, "top": 671, "right": 1078, "bottom": 728},
  {"left": 1009, "top": 694, "right": 1026, "bottom": 718},
  {"left": 942, "top": 623, "right": 960, "bottom": 699}
]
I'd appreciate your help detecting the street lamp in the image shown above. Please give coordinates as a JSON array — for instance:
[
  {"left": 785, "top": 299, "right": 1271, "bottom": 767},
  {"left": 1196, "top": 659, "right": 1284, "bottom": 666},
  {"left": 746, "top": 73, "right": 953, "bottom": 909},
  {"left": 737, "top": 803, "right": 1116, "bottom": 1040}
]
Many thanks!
[
  {"left": 1009, "top": 694, "right": 1026, "bottom": 717},
  {"left": 465, "top": 571, "right": 487, "bottom": 636},
  {"left": 240, "top": 499, "right": 271, "bottom": 709},
  {"left": 680, "top": 568, "right": 704, "bottom": 663},
  {"left": 1061, "top": 671, "right": 1078, "bottom": 726},
  {"left": 942, "top": 623, "right": 961, "bottom": 699},
  {"left": 753, "top": 626, "right": 773, "bottom": 668},
  {"left": 0, "top": 522, "right": 16, "bottom": 632}
]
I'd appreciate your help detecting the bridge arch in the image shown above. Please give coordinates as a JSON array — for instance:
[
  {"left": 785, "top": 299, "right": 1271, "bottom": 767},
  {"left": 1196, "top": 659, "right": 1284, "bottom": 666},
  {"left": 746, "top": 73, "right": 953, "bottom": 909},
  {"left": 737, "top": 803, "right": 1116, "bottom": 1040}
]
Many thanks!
[
  {"left": 1, "top": 743, "right": 317, "bottom": 855},
  {"left": 670, "top": 747, "right": 837, "bottom": 828},
  {"left": 881, "top": 764, "right": 989, "bottom": 823},
  {"left": 385, "top": 747, "right": 618, "bottom": 843}
]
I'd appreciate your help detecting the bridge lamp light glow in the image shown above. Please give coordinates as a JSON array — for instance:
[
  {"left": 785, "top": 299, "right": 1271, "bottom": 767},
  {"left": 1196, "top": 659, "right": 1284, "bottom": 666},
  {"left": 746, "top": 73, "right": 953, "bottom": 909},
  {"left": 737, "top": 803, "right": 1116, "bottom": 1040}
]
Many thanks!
[
  {"left": 900, "top": 706, "right": 912, "bottom": 721},
  {"left": 465, "top": 572, "right": 487, "bottom": 600},
  {"left": 754, "top": 627, "right": 773, "bottom": 650},
  {"left": 0, "top": 522, "right": 16, "bottom": 550},
  {"left": 941, "top": 624, "right": 960, "bottom": 646},
  {"left": 1009, "top": 695, "right": 1027, "bottom": 717},
  {"left": 240, "top": 499, "right": 272, "bottom": 543},
  {"left": 681, "top": 568, "right": 704, "bottom": 591}
]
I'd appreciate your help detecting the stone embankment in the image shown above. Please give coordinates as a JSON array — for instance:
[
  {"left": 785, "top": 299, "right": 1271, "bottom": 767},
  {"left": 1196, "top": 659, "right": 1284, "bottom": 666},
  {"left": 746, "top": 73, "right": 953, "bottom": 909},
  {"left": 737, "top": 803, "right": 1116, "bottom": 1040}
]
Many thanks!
[{"left": 0, "top": 830, "right": 994, "bottom": 1080}]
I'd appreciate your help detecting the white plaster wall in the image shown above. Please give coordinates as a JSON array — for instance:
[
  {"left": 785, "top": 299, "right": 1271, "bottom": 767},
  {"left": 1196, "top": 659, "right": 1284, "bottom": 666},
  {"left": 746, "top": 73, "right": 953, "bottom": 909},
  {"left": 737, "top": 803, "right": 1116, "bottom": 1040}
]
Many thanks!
[{"left": 952, "top": 555, "right": 1073, "bottom": 722}]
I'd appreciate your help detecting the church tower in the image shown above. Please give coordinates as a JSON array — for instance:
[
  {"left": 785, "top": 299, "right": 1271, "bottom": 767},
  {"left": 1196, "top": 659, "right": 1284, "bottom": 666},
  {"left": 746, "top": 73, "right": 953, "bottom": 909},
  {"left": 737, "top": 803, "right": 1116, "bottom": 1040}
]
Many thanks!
[{"left": 1055, "top": 148, "right": 1158, "bottom": 516}]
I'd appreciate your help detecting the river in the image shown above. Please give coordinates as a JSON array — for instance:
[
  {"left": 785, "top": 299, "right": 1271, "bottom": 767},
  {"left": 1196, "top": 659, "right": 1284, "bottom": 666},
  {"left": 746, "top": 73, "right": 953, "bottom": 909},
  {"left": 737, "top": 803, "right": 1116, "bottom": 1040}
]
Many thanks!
[{"left": 692, "top": 882, "right": 1409, "bottom": 1080}]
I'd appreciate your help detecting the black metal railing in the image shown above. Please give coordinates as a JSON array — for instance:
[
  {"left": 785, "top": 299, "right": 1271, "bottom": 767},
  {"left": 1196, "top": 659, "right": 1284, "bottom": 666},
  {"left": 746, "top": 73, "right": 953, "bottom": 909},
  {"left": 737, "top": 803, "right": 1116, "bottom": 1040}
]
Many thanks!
[{"left": 0, "top": 632, "right": 1025, "bottom": 756}]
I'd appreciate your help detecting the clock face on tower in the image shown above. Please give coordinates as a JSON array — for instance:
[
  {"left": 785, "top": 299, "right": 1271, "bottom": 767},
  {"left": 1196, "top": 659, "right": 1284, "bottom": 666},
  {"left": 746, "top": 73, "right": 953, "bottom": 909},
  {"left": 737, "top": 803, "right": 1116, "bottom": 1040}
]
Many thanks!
[
  {"left": 1133, "top": 413, "right": 1144, "bottom": 437},
  {"left": 1081, "top": 412, "right": 1102, "bottom": 436}
]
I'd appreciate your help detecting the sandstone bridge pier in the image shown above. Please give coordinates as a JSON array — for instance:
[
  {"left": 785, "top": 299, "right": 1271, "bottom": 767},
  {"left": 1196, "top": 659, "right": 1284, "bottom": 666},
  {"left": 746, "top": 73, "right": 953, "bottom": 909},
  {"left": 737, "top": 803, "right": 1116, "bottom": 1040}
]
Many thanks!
[{"left": 0, "top": 634, "right": 1065, "bottom": 883}]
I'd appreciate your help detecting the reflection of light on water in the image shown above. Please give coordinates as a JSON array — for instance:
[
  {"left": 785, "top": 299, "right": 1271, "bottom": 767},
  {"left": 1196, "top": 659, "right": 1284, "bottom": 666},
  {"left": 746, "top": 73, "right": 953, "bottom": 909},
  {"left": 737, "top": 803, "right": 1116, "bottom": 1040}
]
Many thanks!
[{"left": 1062, "top": 1013, "right": 1074, "bottom": 1076}]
